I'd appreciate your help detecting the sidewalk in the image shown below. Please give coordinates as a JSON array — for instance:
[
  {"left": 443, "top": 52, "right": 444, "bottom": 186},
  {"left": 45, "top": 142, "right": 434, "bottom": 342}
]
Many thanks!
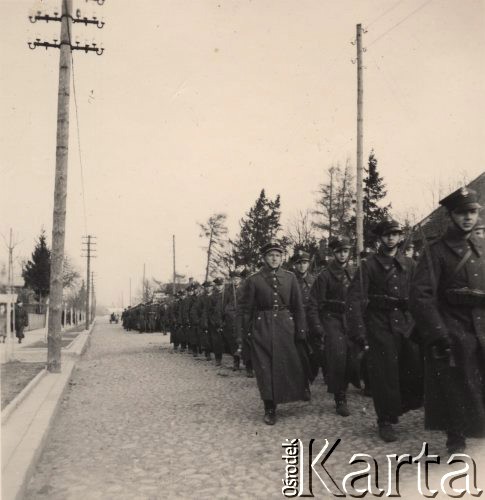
[{"left": 0, "top": 323, "right": 85, "bottom": 364}]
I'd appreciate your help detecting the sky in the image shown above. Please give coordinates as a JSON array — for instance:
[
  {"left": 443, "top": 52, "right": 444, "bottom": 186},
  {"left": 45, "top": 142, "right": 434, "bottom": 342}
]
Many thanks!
[{"left": 1, "top": 0, "right": 484, "bottom": 307}]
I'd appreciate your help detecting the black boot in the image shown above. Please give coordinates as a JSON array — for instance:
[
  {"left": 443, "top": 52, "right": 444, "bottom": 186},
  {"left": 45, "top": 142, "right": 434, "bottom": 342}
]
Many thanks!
[
  {"left": 205, "top": 350, "right": 211, "bottom": 361},
  {"left": 215, "top": 356, "right": 222, "bottom": 367},
  {"left": 263, "top": 400, "right": 276, "bottom": 425},
  {"left": 303, "top": 385, "right": 311, "bottom": 402},
  {"left": 378, "top": 422, "right": 397, "bottom": 442},
  {"left": 335, "top": 394, "right": 350, "bottom": 417},
  {"left": 232, "top": 355, "right": 240, "bottom": 371},
  {"left": 246, "top": 366, "right": 254, "bottom": 378},
  {"left": 446, "top": 431, "right": 466, "bottom": 454}
]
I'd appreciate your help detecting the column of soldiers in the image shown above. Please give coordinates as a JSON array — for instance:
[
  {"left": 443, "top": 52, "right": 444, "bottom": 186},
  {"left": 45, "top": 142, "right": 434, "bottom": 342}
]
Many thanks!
[{"left": 121, "top": 186, "right": 485, "bottom": 455}]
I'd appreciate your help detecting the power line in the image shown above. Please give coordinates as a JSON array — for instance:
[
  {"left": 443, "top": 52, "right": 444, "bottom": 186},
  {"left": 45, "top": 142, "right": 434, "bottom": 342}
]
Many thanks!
[
  {"left": 67, "top": 21, "right": 88, "bottom": 235},
  {"left": 365, "top": 0, "right": 407, "bottom": 28},
  {"left": 367, "top": 0, "right": 434, "bottom": 48}
]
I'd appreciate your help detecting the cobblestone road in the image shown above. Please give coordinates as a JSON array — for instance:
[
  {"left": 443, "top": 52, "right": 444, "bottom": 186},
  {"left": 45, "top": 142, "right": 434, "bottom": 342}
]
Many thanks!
[{"left": 25, "top": 318, "right": 484, "bottom": 499}]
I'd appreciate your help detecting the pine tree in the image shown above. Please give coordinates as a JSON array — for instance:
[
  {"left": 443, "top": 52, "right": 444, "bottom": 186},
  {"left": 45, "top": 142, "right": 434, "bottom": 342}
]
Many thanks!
[
  {"left": 22, "top": 229, "right": 51, "bottom": 302},
  {"left": 363, "top": 150, "right": 391, "bottom": 246},
  {"left": 232, "top": 189, "right": 283, "bottom": 270},
  {"left": 345, "top": 151, "right": 391, "bottom": 248}
]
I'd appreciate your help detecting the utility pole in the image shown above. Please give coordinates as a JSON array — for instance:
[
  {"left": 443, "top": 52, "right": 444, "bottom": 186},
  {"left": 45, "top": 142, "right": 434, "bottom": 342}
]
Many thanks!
[
  {"left": 91, "top": 271, "right": 95, "bottom": 322},
  {"left": 2, "top": 229, "right": 19, "bottom": 362},
  {"left": 355, "top": 23, "right": 364, "bottom": 262},
  {"left": 172, "top": 235, "right": 176, "bottom": 295},
  {"left": 129, "top": 278, "right": 132, "bottom": 306},
  {"left": 28, "top": 1, "right": 105, "bottom": 373},
  {"left": 142, "top": 263, "right": 146, "bottom": 302},
  {"left": 82, "top": 235, "right": 96, "bottom": 329}
]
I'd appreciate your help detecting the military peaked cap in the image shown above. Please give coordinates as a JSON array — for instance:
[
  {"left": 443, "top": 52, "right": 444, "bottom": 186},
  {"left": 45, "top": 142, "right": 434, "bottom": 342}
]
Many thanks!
[
  {"left": 213, "top": 277, "right": 224, "bottom": 285},
  {"left": 202, "top": 280, "right": 213, "bottom": 287},
  {"left": 329, "top": 237, "right": 352, "bottom": 251},
  {"left": 374, "top": 218, "right": 403, "bottom": 236},
  {"left": 440, "top": 186, "right": 482, "bottom": 212},
  {"left": 260, "top": 241, "right": 284, "bottom": 255},
  {"left": 293, "top": 249, "right": 311, "bottom": 262}
]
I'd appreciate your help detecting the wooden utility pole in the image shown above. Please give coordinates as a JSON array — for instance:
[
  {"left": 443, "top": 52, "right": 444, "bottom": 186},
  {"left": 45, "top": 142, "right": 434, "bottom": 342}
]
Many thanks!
[
  {"left": 46, "top": 0, "right": 73, "bottom": 373},
  {"left": 91, "top": 271, "right": 95, "bottom": 322},
  {"left": 142, "top": 263, "right": 146, "bottom": 302},
  {"left": 129, "top": 278, "right": 132, "bottom": 306},
  {"left": 356, "top": 23, "right": 364, "bottom": 262},
  {"left": 28, "top": 0, "right": 105, "bottom": 372},
  {"left": 82, "top": 235, "right": 96, "bottom": 329},
  {"left": 172, "top": 235, "right": 176, "bottom": 295}
]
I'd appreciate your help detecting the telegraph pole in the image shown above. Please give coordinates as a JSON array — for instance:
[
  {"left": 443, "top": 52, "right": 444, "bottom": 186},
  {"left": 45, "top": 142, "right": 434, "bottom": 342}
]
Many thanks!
[
  {"left": 28, "top": 1, "right": 105, "bottom": 372},
  {"left": 82, "top": 235, "right": 96, "bottom": 329},
  {"left": 2, "top": 229, "right": 19, "bottom": 361},
  {"left": 355, "top": 23, "right": 364, "bottom": 262},
  {"left": 172, "top": 235, "right": 176, "bottom": 295},
  {"left": 91, "top": 271, "right": 95, "bottom": 322},
  {"left": 142, "top": 263, "right": 146, "bottom": 302}
]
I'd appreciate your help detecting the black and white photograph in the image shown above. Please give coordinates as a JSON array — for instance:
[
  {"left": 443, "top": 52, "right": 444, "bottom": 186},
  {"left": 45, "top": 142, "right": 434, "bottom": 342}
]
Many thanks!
[{"left": 1, "top": 0, "right": 485, "bottom": 498}]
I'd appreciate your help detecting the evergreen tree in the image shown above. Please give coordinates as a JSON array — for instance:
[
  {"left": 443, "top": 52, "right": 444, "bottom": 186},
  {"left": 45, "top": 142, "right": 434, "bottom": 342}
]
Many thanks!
[
  {"left": 346, "top": 151, "right": 391, "bottom": 248},
  {"left": 22, "top": 229, "right": 51, "bottom": 301},
  {"left": 232, "top": 189, "right": 283, "bottom": 270},
  {"left": 362, "top": 150, "right": 391, "bottom": 246}
]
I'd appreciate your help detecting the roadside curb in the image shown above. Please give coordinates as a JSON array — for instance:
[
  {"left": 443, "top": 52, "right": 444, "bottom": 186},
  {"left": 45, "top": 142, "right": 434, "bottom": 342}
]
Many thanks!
[
  {"left": 1, "top": 319, "right": 97, "bottom": 500},
  {"left": 1, "top": 368, "right": 47, "bottom": 425}
]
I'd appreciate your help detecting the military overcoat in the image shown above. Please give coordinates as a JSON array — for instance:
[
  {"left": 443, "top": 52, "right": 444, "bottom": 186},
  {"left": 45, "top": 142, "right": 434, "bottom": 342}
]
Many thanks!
[
  {"left": 243, "top": 266, "right": 307, "bottom": 404},
  {"left": 346, "top": 249, "right": 422, "bottom": 421},
  {"left": 410, "top": 228, "right": 485, "bottom": 436},
  {"left": 307, "top": 260, "right": 353, "bottom": 394}
]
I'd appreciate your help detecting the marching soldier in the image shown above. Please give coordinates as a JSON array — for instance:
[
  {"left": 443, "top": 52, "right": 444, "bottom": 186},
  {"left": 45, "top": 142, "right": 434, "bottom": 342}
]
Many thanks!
[
  {"left": 308, "top": 237, "right": 354, "bottom": 417},
  {"left": 179, "top": 289, "right": 190, "bottom": 353},
  {"left": 242, "top": 241, "right": 308, "bottom": 425},
  {"left": 346, "top": 218, "right": 422, "bottom": 442},
  {"left": 410, "top": 187, "right": 485, "bottom": 453},
  {"left": 209, "top": 277, "right": 226, "bottom": 366},
  {"left": 292, "top": 250, "right": 315, "bottom": 397},
  {"left": 188, "top": 283, "right": 202, "bottom": 357},
  {"left": 199, "top": 281, "right": 214, "bottom": 361},
  {"left": 223, "top": 271, "right": 244, "bottom": 371},
  {"left": 239, "top": 269, "right": 254, "bottom": 378}
]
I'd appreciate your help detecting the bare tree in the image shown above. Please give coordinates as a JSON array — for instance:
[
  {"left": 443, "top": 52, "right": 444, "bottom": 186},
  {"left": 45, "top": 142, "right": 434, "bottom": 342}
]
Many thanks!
[
  {"left": 198, "top": 213, "right": 229, "bottom": 281},
  {"left": 313, "top": 160, "right": 355, "bottom": 239},
  {"left": 284, "top": 210, "right": 318, "bottom": 253}
]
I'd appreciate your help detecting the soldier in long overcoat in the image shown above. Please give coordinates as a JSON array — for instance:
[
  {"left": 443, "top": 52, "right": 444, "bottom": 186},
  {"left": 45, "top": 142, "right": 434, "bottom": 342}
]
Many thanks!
[
  {"left": 410, "top": 187, "right": 485, "bottom": 453},
  {"left": 199, "top": 281, "right": 214, "bottom": 361},
  {"left": 187, "top": 283, "right": 201, "bottom": 356},
  {"left": 223, "top": 271, "right": 244, "bottom": 371},
  {"left": 209, "top": 277, "right": 226, "bottom": 366},
  {"left": 307, "top": 237, "right": 354, "bottom": 416},
  {"left": 179, "top": 289, "right": 190, "bottom": 353},
  {"left": 238, "top": 269, "right": 254, "bottom": 378},
  {"left": 292, "top": 250, "right": 315, "bottom": 397},
  {"left": 346, "top": 219, "right": 421, "bottom": 442},
  {"left": 242, "top": 241, "right": 307, "bottom": 425}
]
